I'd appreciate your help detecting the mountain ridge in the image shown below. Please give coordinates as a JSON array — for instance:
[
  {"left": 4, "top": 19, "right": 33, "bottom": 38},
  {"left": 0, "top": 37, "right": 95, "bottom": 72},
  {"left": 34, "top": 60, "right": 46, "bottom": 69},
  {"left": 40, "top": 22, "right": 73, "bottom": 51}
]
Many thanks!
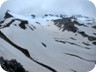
[{"left": 0, "top": 11, "right": 96, "bottom": 72}]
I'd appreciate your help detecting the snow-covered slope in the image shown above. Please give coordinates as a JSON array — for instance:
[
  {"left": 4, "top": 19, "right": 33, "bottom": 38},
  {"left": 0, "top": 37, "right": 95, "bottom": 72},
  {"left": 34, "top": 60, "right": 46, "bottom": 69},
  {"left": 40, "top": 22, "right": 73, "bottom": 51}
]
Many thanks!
[{"left": 0, "top": 11, "right": 96, "bottom": 72}]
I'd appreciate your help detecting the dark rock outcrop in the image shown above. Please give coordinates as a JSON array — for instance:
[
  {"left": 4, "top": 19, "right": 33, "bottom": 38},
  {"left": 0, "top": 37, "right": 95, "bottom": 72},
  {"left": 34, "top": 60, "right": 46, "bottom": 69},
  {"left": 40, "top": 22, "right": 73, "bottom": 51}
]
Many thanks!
[
  {"left": 78, "top": 31, "right": 88, "bottom": 37},
  {"left": 53, "top": 17, "right": 78, "bottom": 33},
  {"left": 0, "top": 57, "right": 28, "bottom": 72},
  {"left": 92, "top": 25, "right": 96, "bottom": 29},
  {"left": 19, "top": 20, "right": 28, "bottom": 30},
  {"left": 4, "top": 10, "right": 13, "bottom": 19},
  {"left": 92, "top": 42, "right": 96, "bottom": 45},
  {"left": 93, "top": 33, "right": 96, "bottom": 35},
  {"left": 88, "top": 36, "right": 96, "bottom": 41},
  {"left": 31, "top": 15, "right": 35, "bottom": 19},
  {"left": 41, "top": 42, "right": 47, "bottom": 47}
]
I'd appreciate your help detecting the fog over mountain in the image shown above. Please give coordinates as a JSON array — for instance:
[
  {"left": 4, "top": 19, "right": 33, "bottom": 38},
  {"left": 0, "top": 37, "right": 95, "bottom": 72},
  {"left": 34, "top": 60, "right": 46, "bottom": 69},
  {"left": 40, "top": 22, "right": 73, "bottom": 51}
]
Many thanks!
[{"left": 0, "top": 0, "right": 96, "bottom": 19}]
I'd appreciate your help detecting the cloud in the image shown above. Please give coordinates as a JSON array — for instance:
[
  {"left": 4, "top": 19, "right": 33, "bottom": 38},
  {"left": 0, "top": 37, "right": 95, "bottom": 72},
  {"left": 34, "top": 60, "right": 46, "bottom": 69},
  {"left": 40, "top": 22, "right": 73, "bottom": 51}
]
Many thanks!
[
  {"left": 0, "top": 0, "right": 96, "bottom": 19},
  {"left": 90, "top": 0, "right": 96, "bottom": 7},
  {"left": 0, "top": 0, "right": 6, "bottom": 7}
]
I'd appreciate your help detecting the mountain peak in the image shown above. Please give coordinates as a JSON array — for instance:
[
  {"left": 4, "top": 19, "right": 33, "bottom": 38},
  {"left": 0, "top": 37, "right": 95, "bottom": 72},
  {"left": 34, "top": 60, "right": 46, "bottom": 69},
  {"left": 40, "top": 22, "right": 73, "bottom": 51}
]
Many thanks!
[{"left": 4, "top": 10, "right": 13, "bottom": 19}]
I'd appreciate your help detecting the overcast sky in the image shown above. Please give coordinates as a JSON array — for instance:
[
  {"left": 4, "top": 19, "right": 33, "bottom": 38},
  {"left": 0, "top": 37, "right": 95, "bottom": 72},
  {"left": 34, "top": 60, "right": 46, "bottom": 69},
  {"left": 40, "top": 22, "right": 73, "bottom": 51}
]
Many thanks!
[{"left": 0, "top": 0, "right": 96, "bottom": 19}]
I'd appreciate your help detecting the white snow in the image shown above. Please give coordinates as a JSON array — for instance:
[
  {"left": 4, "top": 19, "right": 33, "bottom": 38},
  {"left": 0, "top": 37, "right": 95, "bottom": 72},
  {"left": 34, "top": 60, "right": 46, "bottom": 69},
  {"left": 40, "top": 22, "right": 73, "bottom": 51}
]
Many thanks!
[{"left": 0, "top": 13, "right": 96, "bottom": 72}]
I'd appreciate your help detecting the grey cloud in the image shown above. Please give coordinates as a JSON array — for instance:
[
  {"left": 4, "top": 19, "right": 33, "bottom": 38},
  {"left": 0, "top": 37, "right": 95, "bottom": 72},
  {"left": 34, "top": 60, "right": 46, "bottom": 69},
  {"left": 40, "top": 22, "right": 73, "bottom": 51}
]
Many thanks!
[{"left": 0, "top": 0, "right": 96, "bottom": 19}]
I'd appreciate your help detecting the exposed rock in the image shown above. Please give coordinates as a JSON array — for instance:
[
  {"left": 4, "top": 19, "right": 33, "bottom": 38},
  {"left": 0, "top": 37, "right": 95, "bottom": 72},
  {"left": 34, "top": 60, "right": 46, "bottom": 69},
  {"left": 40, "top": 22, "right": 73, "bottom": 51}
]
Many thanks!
[
  {"left": 60, "top": 14, "right": 64, "bottom": 18},
  {"left": 19, "top": 20, "right": 28, "bottom": 30},
  {"left": 70, "top": 37, "right": 77, "bottom": 40},
  {"left": 49, "top": 14, "right": 54, "bottom": 16},
  {"left": 93, "top": 33, "right": 96, "bottom": 35},
  {"left": 78, "top": 31, "right": 88, "bottom": 37},
  {"left": 82, "top": 42, "right": 91, "bottom": 46},
  {"left": 44, "top": 14, "right": 48, "bottom": 17},
  {"left": 0, "top": 57, "right": 28, "bottom": 72},
  {"left": 78, "top": 31, "right": 96, "bottom": 41},
  {"left": 55, "top": 40, "right": 66, "bottom": 44},
  {"left": 4, "top": 10, "right": 13, "bottom": 19},
  {"left": 92, "top": 42, "right": 96, "bottom": 45},
  {"left": 88, "top": 36, "right": 96, "bottom": 41},
  {"left": 53, "top": 17, "right": 78, "bottom": 33},
  {"left": 41, "top": 42, "right": 47, "bottom": 47},
  {"left": 92, "top": 25, "right": 96, "bottom": 29},
  {"left": 31, "top": 15, "right": 35, "bottom": 19},
  {"left": 0, "top": 20, "right": 5, "bottom": 24},
  {"left": 36, "top": 22, "right": 40, "bottom": 24}
]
